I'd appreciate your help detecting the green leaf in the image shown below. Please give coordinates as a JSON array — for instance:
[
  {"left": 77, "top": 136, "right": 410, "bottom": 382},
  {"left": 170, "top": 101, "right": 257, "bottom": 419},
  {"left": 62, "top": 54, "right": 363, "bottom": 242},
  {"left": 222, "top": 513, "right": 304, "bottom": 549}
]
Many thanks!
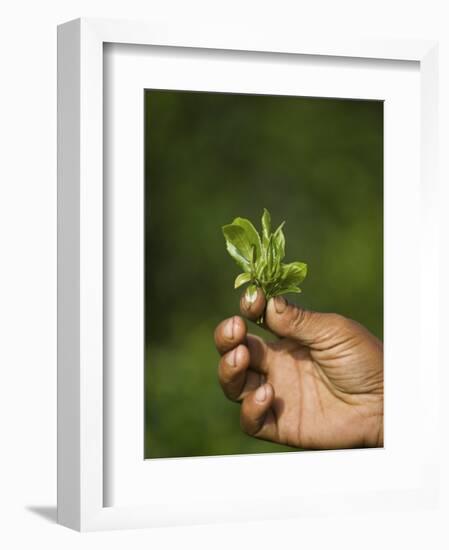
[
  {"left": 261, "top": 208, "right": 271, "bottom": 247},
  {"left": 273, "top": 250, "right": 282, "bottom": 279},
  {"left": 250, "top": 244, "right": 257, "bottom": 266},
  {"left": 234, "top": 272, "right": 252, "bottom": 289},
  {"left": 274, "top": 285, "right": 302, "bottom": 296},
  {"left": 223, "top": 209, "right": 308, "bottom": 315},
  {"left": 281, "top": 262, "right": 308, "bottom": 287},
  {"left": 262, "top": 235, "right": 280, "bottom": 281},
  {"left": 222, "top": 224, "right": 252, "bottom": 272},
  {"left": 231, "top": 217, "right": 262, "bottom": 261},
  {"left": 256, "top": 257, "right": 267, "bottom": 281},
  {"left": 266, "top": 234, "right": 274, "bottom": 270},
  {"left": 273, "top": 221, "right": 286, "bottom": 261}
]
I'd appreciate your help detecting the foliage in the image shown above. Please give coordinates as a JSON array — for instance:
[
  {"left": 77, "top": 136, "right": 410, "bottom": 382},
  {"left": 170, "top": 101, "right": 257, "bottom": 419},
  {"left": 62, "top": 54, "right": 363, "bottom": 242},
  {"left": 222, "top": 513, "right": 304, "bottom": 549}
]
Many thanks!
[{"left": 223, "top": 208, "right": 307, "bottom": 305}]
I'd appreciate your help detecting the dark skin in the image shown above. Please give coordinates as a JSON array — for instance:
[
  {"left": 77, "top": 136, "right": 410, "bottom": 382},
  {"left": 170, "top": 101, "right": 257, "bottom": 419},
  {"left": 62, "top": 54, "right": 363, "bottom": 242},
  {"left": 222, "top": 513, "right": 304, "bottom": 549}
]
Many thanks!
[{"left": 214, "top": 289, "right": 383, "bottom": 449}]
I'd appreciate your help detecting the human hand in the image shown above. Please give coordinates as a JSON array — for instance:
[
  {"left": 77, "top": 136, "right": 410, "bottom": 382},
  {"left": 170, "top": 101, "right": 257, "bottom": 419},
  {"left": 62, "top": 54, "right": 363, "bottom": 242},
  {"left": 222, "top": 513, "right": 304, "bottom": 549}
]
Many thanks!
[{"left": 214, "top": 290, "right": 383, "bottom": 449}]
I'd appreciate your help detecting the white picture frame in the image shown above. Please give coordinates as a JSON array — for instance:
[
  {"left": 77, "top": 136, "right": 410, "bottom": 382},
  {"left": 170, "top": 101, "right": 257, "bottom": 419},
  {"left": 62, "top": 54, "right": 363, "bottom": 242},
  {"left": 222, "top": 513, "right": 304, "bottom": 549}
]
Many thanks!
[{"left": 57, "top": 17, "right": 439, "bottom": 531}]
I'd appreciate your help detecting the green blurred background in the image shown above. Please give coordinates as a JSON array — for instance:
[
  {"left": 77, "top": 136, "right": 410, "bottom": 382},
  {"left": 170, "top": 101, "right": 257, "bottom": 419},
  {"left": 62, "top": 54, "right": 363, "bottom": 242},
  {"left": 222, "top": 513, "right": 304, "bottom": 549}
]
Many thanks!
[{"left": 144, "top": 90, "right": 383, "bottom": 459}]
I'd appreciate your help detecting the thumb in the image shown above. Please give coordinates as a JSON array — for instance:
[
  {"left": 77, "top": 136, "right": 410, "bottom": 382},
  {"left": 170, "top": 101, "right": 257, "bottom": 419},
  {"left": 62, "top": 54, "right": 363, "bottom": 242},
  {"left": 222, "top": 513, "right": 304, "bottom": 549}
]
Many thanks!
[{"left": 265, "top": 296, "right": 328, "bottom": 346}]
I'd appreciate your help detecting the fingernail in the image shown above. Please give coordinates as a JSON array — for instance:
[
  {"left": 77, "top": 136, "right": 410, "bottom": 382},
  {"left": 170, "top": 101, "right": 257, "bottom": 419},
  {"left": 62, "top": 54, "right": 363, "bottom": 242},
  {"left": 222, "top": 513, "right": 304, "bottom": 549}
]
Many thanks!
[
  {"left": 255, "top": 384, "right": 267, "bottom": 403},
  {"left": 224, "top": 317, "right": 235, "bottom": 339},
  {"left": 274, "top": 296, "right": 287, "bottom": 314},
  {"left": 245, "top": 285, "right": 258, "bottom": 305},
  {"left": 226, "top": 348, "right": 236, "bottom": 367}
]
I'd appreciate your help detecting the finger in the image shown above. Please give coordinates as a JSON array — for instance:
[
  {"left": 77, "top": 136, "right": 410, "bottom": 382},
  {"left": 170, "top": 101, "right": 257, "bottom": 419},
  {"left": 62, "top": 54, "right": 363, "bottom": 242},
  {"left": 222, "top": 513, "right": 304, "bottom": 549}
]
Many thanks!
[
  {"left": 246, "top": 334, "right": 270, "bottom": 373},
  {"left": 240, "top": 286, "right": 266, "bottom": 322},
  {"left": 240, "top": 383, "right": 277, "bottom": 442},
  {"left": 218, "top": 344, "right": 249, "bottom": 401},
  {"left": 218, "top": 344, "right": 264, "bottom": 401},
  {"left": 214, "top": 316, "right": 247, "bottom": 355},
  {"left": 265, "top": 296, "right": 326, "bottom": 346}
]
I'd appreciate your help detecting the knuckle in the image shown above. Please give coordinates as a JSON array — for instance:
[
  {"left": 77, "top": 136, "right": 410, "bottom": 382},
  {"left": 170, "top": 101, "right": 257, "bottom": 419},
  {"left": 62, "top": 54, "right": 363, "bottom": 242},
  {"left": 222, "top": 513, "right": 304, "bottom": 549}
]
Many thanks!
[
  {"left": 288, "top": 305, "right": 308, "bottom": 331},
  {"left": 327, "top": 313, "right": 352, "bottom": 330},
  {"left": 327, "top": 312, "right": 345, "bottom": 325}
]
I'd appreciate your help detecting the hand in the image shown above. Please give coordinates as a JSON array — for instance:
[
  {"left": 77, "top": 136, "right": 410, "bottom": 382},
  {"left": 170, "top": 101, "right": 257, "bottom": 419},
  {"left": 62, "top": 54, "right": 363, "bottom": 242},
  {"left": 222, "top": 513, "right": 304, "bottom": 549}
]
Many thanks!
[{"left": 214, "top": 289, "right": 383, "bottom": 449}]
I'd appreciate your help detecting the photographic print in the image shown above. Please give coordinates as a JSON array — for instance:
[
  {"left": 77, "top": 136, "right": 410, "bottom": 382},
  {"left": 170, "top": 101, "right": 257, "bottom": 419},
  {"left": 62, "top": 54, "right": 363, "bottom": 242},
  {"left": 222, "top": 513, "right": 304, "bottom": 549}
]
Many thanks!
[{"left": 144, "top": 90, "right": 383, "bottom": 459}]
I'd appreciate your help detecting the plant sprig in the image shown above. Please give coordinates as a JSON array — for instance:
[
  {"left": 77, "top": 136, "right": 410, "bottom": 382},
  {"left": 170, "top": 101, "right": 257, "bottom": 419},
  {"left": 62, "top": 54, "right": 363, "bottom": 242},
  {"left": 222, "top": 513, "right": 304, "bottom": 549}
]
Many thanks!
[{"left": 222, "top": 209, "right": 307, "bottom": 322}]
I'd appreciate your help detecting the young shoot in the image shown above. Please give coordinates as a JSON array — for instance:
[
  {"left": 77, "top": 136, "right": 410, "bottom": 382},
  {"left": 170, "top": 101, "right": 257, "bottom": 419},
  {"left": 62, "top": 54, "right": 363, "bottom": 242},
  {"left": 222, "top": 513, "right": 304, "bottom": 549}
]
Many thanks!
[{"left": 222, "top": 208, "right": 308, "bottom": 323}]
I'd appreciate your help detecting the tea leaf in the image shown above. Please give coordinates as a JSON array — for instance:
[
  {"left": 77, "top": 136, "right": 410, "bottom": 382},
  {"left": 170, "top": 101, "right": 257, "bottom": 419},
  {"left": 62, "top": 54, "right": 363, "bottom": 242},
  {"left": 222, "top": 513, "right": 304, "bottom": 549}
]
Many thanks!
[
  {"left": 266, "top": 234, "right": 275, "bottom": 276},
  {"left": 261, "top": 208, "right": 271, "bottom": 246},
  {"left": 256, "top": 256, "right": 267, "bottom": 280},
  {"left": 223, "top": 209, "right": 308, "bottom": 307},
  {"left": 275, "top": 285, "right": 302, "bottom": 296},
  {"left": 234, "top": 272, "right": 252, "bottom": 289},
  {"left": 273, "top": 221, "right": 286, "bottom": 261},
  {"left": 250, "top": 244, "right": 257, "bottom": 266},
  {"left": 222, "top": 224, "right": 253, "bottom": 272},
  {"left": 281, "top": 262, "right": 307, "bottom": 287},
  {"left": 231, "top": 217, "right": 261, "bottom": 260},
  {"left": 269, "top": 235, "right": 282, "bottom": 279}
]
